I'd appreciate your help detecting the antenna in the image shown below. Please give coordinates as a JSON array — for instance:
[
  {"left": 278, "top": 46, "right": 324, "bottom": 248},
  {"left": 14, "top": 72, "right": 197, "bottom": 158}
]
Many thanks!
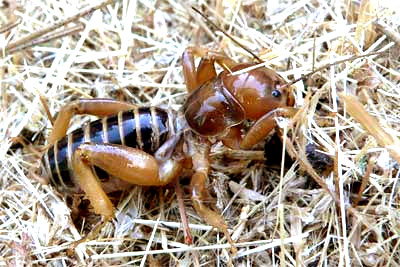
[
  {"left": 191, "top": 7, "right": 263, "bottom": 63},
  {"left": 192, "top": 7, "right": 385, "bottom": 87},
  {"left": 282, "top": 51, "right": 384, "bottom": 88}
]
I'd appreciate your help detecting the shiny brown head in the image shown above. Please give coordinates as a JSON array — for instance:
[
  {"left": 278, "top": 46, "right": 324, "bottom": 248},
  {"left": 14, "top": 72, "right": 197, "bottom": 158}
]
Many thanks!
[{"left": 220, "top": 63, "right": 293, "bottom": 120}]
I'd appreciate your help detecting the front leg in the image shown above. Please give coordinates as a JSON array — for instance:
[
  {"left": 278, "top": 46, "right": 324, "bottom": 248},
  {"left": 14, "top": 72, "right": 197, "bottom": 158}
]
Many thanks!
[
  {"left": 182, "top": 47, "right": 239, "bottom": 93},
  {"left": 240, "top": 107, "right": 298, "bottom": 150},
  {"left": 219, "top": 125, "right": 243, "bottom": 149}
]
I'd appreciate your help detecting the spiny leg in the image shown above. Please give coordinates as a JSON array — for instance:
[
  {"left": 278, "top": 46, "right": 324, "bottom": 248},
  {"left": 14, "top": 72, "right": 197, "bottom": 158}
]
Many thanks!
[
  {"left": 70, "top": 146, "right": 115, "bottom": 248},
  {"left": 70, "top": 143, "right": 182, "bottom": 246},
  {"left": 240, "top": 107, "right": 298, "bottom": 150},
  {"left": 189, "top": 46, "right": 239, "bottom": 70},
  {"left": 49, "top": 99, "right": 137, "bottom": 145},
  {"left": 182, "top": 47, "right": 239, "bottom": 93},
  {"left": 182, "top": 47, "right": 202, "bottom": 93},
  {"left": 75, "top": 143, "right": 181, "bottom": 186},
  {"left": 196, "top": 58, "right": 217, "bottom": 86},
  {"left": 189, "top": 138, "right": 236, "bottom": 253},
  {"left": 174, "top": 177, "right": 193, "bottom": 244}
]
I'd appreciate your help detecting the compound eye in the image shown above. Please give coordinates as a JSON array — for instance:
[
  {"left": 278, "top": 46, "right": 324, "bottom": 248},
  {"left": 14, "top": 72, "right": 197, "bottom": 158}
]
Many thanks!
[{"left": 272, "top": 89, "right": 281, "bottom": 98}]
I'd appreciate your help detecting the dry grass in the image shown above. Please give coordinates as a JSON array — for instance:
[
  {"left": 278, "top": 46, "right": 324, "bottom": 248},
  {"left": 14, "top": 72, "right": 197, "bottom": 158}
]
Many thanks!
[{"left": 1, "top": 0, "right": 400, "bottom": 266}]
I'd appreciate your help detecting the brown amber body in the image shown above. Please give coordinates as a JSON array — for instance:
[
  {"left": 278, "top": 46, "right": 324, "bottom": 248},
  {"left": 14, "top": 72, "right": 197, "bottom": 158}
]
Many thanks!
[{"left": 41, "top": 48, "right": 296, "bottom": 252}]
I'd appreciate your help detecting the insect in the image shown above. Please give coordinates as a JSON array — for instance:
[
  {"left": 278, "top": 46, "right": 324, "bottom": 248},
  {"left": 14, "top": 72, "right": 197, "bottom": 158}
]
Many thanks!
[{"left": 41, "top": 46, "right": 296, "bottom": 251}]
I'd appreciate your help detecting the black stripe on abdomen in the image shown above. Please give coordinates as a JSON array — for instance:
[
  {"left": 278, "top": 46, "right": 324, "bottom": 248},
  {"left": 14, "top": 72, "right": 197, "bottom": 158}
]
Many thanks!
[
  {"left": 121, "top": 107, "right": 169, "bottom": 153},
  {"left": 56, "top": 137, "right": 74, "bottom": 188},
  {"left": 47, "top": 126, "right": 88, "bottom": 191},
  {"left": 121, "top": 110, "right": 137, "bottom": 148},
  {"left": 47, "top": 145, "right": 60, "bottom": 188},
  {"left": 153, "top": 107, "right": 169, "bottom": 147},
  {"left": 106, "top": 115, "right": 122, "bottom": 145},
  {"left": 88, "top": 119, "right": 104, "bottom": 144},
  {"left": 138, "top": 108, "right": 153, "bottom": 152},
  {"left": 47, "top": 137, "right": 75, "bottom": 191}
]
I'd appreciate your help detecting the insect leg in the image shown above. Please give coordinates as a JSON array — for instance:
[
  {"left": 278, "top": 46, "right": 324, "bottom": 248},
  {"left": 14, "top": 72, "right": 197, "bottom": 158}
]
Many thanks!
[
  {"left": 74, "top": 143, "right": 181, "bottom": 188},
  {"left": 196, "top": 57, "right": 217, "bottom": 86},
  {"left": 182, "top": 47, "right": 213, "bottom": 93},
  {"left": 70, "top": 143, "right": 182, "bottom": 244},
  {"left": 240, "top": 107, "right": 298, "bottom": 149},
  {"left": 182, "top": 47, "right": 238, "bottom": 93},
  {"left": 219, "top": 126, "right": 243, "bottom": 149},
  {"left": 189, "top": 139, "right": 236, "bottom": 252},
  {"left": 49, "top": 99, "right": 137, "bottom": 145}
]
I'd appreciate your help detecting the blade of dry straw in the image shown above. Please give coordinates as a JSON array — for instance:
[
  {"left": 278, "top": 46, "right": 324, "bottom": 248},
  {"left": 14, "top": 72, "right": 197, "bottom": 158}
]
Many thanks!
[
  {"left": 7, "top": 24, "right": 84, "bottom": 54},
  {"left": 0, "top": 18, "right": 21, "bottom": 34},
  {"left": 355, "top": 0, "right": 377, "bottom": 49},
  {"left": 340, "top": 93, "right": 400, "bottom": 164},
  {"left": 4, "top": 0, "right": 113, "bottom": 53}
]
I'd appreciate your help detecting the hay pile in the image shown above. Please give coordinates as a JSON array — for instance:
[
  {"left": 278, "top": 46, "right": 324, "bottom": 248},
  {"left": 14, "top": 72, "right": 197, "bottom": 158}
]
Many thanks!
[{"left": 1, "top": 0, "right": 399, "bottom": 265}]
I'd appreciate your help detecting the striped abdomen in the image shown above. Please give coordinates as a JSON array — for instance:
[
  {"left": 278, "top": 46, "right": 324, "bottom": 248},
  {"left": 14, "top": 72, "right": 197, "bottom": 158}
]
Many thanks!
[{"left": 43, "top": 107, "right": 171, "bottom": 192}]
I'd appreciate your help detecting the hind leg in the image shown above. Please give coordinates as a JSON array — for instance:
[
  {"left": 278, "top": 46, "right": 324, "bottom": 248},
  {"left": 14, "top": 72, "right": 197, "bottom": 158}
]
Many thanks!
[
  {"left": 48, "top": 99, "right": 137, "bottom": 145},
  {"left": 70, "top": 143, "right": 182, "bottom": 246}
]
